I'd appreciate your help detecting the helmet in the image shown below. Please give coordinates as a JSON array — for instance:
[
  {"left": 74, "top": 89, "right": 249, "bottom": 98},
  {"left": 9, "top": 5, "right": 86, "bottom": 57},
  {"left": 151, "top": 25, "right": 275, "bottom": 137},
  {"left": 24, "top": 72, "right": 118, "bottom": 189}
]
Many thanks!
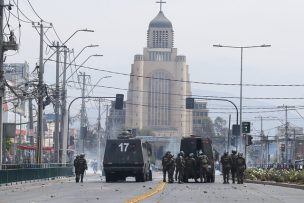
[
  {"left": 231, "top": 150, "right": 237, "bottom": 154},
  {"left": 189, "top": 153, "right": 194, "bottom": 157},
  {"left": 80, "top": 153, "right": 85, "bottom": 157},
  {"left": 224, "top": 152, "right": 228, "bottom": 156},
  {"left": 238, "top": 153, "right": 243, "bottom": 157},
  {"left": 180, "top": 151, "right": 185, "bottom": 156}
]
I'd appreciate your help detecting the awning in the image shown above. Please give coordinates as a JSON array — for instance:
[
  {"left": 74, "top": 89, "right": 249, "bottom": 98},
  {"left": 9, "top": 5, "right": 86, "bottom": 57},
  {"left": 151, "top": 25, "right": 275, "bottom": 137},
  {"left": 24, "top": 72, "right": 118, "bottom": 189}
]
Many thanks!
[{"left": 17, "top": 145, "right": 54, "bottom": 151}]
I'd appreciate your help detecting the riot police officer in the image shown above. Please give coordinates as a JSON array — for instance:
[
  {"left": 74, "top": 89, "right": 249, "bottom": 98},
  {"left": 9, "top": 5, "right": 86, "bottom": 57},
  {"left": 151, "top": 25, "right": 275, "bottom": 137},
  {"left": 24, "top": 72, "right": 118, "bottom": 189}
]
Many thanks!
[
  {"left": 221, "top": 152, "right": 231, "bottom": 184},
  {"left": 199, "top": 153, "right": 209, "bottom": 183},
  {"left": 185, "top": 153, "right": 198, "bottom": 183},
  {"left": 167, "top": 154, "right": 175, "bottom": 183},
  {"left": 175, "top": 151, "right": 185, "bottom": 184},
  {"left": 230, "top": 150, "right": 238, "bottom": 184},
  {"left": 77, "top": 153, "right": 88, "bottom": 183},
  {"left": 73, "top": 155, "right": 80, "bottom": 182},
  {"left": 236, "top": 153, "right": 246, "bottom": 184},
  {"left": 162, "top": 151, "right": 171, "bottom": 182}
]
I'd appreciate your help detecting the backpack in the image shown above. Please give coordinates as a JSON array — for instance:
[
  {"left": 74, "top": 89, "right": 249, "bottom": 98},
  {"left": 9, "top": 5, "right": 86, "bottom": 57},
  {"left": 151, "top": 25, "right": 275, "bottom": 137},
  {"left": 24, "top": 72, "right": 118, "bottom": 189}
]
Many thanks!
[{"left": 202, "top": 157, "right": 208, "bottom": 165}]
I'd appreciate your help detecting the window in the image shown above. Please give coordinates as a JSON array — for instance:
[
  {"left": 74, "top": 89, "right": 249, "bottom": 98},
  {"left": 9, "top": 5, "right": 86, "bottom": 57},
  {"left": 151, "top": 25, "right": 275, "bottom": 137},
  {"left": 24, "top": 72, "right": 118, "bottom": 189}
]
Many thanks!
[{"left": 148, "top": 71, "right": 171, "bottom": 127}]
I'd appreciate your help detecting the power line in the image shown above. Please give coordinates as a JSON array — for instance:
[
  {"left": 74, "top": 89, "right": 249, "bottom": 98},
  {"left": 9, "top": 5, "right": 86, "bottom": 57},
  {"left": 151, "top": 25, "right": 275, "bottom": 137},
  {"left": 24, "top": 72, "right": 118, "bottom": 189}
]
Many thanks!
[
  {"left": 26, "top": 0, "right": 46, "bottom": 22},
  {"left": 12, "top": 0, "right": 33, "bottom": 23},
  {"left": 66, "top": 80, "right": 304, "bottom": 101},
  {"left": 45, "top": 58, "right": 304, "bottom": 87}
]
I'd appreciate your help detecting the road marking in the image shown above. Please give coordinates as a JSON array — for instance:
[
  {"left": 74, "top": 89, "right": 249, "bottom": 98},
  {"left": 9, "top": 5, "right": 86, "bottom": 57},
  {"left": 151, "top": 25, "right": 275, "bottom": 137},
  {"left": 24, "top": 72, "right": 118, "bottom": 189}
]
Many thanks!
[{"left": 125, "top": 181, "right": 167, "bottom": 203}]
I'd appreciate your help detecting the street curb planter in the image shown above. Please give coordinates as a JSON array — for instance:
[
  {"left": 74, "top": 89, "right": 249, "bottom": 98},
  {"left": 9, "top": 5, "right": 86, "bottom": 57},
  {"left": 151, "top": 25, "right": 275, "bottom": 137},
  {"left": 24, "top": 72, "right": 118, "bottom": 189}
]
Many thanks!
[{"left": 244, "top": 179, "right": 304, "bottom": 190}]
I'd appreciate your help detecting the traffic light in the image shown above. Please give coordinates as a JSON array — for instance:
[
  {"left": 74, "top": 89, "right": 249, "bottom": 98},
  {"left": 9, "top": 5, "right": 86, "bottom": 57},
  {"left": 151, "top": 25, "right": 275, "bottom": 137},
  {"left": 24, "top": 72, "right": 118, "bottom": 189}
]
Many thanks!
[
  {"left": 232, "top": 124, "right": 240, "bottom": 136},
  {"left": 246, "top": 135, "right": 253, "bottom": 146},
  {"left": 80, "top": 126, "right": 87, "bottom": 139},
  {"left": 231, "top": 135, "right": 236, "bottom": 147},
  {"left": 186, "top": 97, "right": 194, "bottom": 109},
  {"left": 242, "top": 122, "right": 251, "bottom": 133},
  {"left": 115, "top": 94, "right": 124, "bottom": 109}
]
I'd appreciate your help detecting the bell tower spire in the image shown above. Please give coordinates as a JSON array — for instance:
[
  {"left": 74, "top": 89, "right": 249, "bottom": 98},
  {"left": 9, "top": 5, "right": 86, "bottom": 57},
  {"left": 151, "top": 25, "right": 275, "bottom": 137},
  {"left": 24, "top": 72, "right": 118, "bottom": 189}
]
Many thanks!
[{"left": 156, "top": 0, "right": 166, "bottom": 12}]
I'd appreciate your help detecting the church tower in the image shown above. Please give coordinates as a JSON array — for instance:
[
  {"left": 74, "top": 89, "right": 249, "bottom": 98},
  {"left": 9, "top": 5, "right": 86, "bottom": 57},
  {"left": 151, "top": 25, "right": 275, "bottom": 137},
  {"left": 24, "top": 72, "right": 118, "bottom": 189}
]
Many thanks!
[{"left": 126, "top": 3, "right": 192, "bottom": 137}]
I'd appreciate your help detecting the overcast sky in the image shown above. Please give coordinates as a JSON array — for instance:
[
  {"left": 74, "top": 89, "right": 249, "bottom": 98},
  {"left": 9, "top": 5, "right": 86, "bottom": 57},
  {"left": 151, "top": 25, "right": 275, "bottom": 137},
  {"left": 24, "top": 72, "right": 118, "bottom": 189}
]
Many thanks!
[{"left": 5, "top": 0, "right": 304, "bottom": 136}]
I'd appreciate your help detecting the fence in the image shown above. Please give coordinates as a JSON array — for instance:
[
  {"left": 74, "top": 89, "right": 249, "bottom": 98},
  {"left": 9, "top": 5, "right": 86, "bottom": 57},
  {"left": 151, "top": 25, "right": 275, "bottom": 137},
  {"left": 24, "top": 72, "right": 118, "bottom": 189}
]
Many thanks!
[{"left": 0, "top": 164, "right": 73, "bottom": 185}]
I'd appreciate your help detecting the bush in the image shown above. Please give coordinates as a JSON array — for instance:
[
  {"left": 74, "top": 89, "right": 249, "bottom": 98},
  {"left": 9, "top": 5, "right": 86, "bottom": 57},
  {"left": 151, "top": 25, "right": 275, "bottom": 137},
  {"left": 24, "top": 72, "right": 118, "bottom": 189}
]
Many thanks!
[{"left": 245, "top": 168, "right": 304, "bottom": 184}]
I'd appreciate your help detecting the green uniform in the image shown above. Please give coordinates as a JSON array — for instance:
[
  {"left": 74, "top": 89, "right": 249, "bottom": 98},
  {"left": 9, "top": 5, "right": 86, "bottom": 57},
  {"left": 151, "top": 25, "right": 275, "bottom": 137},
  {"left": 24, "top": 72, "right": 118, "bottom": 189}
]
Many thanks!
[
  {"left": 230, "top": 152, "right": 238, "bottom": 184},
  {"left": 167, "top": 155, "right": 175, "bottom": 183},
  {"left": 221, "top": 153, "right": 231, "bottom": 184},
  {"left": 162, "top": 152, "right": 171, "bottom": 182},
  {"left": 175, "top": 154, "right": 185, "bottom": 183},
  {"left": 199, "top": 155, "right": 209, "bottom": 183},
  {"left": 236, "top": 156, "right": 246, "bottom": 184}
]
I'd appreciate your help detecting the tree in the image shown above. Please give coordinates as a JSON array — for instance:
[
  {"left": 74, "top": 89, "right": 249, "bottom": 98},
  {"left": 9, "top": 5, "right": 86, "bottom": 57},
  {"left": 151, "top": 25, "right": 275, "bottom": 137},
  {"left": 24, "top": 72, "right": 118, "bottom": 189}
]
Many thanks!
[
  {"left": 201, "top": 117, "right": 215, "bottom": 138},
  {"left": 214, "top": 117, "right": 228, "bottom": 137}
]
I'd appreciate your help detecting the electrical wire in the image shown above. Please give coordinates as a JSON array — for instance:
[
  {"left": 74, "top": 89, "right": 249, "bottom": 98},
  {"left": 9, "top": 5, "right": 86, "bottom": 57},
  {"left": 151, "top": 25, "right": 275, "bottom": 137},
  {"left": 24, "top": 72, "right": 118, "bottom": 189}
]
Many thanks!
[
  {"left": 66, "top": 80, "right": 304, "bottom": 101},
  {"left": 45, "top": 58, "right": 304, "bottom": 87},
  {"left": 12, "top": 0, "right": 34, "bottom": 23},
  {"left": 52, "top": 26, "right": 63, "bottom": 44},
  {"left": 27, "top": 0, "right": 46, "bottom": 22}
]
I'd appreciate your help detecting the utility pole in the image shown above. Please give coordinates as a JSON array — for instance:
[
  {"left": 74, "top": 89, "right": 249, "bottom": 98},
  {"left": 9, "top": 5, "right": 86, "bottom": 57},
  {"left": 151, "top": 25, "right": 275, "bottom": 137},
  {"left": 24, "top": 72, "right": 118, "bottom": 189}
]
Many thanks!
[
  {"left": 49, "top": 42, "right": 66, "bottom": 163},
  {"left": 97, "top": 99, "right": 101, "bottom": 170},
  {"left": 1, "top": 1, "right": 18, "bottom": 167},
  {"left": 105, "top": 104, "right": 109, "bottom": 139},
  {"left": 0, "top": 0, "right": 5, "bottom": 167},
  {"left": 33, "top": 21, "right": 51, "bottom": 164},
  {"left": 61, "top": 48, "right": 68, "bottom": 164},
  {"left": 278, "top": 105, "right": 295, "bottom": 164},
  {"left": 227, "top": 114, "right": 231, "bottom": 152},
  {"left": 78, "top": 72, "right": 90, "bottom": 153}
]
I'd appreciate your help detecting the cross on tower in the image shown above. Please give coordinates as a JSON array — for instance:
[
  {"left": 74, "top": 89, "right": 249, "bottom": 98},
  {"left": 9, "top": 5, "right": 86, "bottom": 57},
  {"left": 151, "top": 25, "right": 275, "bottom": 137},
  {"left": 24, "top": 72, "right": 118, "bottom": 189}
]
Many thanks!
[{"left": 156, "top": 0, "right": 166, "bottom": 12}]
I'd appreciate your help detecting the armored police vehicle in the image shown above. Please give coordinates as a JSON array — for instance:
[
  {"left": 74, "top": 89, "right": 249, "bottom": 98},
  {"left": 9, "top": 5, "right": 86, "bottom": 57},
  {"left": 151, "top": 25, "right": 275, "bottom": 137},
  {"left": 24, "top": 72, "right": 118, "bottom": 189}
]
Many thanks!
[
  {"left": 103, "top": 133, "right": 152, "bottom": 182},
  {"left": 180, "top": 136, "right": 215, "bottom": 182}
]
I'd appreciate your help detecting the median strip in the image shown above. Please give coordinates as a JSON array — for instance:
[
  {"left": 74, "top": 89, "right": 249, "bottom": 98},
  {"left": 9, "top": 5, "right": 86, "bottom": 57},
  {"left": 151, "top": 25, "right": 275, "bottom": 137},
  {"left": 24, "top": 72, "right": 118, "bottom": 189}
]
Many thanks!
[{"left": 125, "top": 181, "right": 167, "bottom": 203}]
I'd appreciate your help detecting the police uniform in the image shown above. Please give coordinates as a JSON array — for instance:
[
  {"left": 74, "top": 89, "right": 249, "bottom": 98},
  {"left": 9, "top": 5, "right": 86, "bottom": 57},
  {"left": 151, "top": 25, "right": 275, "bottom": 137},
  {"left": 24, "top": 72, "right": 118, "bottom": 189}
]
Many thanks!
[
  {"left": 220, "top": 152, "right": 231, "bottom": 184},
  {"left": 175, "top": 151, "right": 185, "bottom": 183},
  {"left": 74, "top": 155, "right": 80, "bottom": 182},
  {"left": 199, "top": 154, "right": 209, "bottom": 183},
  {"left": 167, "top": 154, "right": 175, "bottom": 183},
  {"left": 230, "top": 150, "right": 238, "bottom": 184},
  {"left": 76, "top": 154, "right": 88, "bottom": 183},
  {"left": 162, "top": 151, "right": 171, "bottom": 182},
  {"left": 236, "top": 153, "right": 246, "bottom": 184}
]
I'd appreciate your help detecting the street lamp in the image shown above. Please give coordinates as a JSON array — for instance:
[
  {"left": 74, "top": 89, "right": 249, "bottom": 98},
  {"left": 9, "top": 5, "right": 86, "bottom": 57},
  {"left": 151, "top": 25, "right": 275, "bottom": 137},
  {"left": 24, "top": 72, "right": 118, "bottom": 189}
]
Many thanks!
[
  {"left": 87, "top": 75, "right": 112, "bottom": 96},
  {"left": 44, "top": 29, "right": 94, "bottom": 65},
  {"left": 66, "top": 53, "right": 102, "bottom": 82},
  {"left": 213, "top": 44, "right": 271, "bottom": 153}
]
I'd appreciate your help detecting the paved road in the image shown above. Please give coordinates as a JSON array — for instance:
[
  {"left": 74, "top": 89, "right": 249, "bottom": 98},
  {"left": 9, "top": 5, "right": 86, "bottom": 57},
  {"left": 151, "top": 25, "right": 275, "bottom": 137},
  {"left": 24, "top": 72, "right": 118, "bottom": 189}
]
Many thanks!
[
  {"left": 144, "top": 176, "right": 304, "bottom": 203},
  {"left": 0, "top": 172, "right": 303, "bottom": 203}
]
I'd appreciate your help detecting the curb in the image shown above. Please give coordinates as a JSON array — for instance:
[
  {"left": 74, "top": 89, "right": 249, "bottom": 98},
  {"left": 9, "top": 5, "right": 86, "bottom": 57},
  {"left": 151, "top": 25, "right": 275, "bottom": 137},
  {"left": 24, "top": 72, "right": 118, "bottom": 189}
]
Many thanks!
[{"left": 244, "top": 179, "right": 304, "bottom": 190}]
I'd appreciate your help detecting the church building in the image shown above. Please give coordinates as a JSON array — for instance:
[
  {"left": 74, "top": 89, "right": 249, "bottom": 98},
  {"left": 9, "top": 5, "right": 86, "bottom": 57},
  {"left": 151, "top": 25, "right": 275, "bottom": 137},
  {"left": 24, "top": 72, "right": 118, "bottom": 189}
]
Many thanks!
[{"left": 125, "top": 3, "right": 192, "bottom": 138}]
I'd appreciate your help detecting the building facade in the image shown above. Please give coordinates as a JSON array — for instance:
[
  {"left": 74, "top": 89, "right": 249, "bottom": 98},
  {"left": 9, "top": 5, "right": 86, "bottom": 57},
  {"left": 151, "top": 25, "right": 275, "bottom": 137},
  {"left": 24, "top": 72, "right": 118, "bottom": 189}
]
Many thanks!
[
  {"left": 192, "top": 101, "right": 209, "bottom": 136},
  {"left": 125, "top": 10, "right": 192, "bottom": 137}
]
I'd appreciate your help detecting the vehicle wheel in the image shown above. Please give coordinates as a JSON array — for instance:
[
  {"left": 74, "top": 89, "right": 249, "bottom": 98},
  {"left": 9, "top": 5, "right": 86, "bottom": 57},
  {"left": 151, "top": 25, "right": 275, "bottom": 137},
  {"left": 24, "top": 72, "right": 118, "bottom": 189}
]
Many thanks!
[
  {"left": 105, "top": 175, "right": 112, "bottom": 183},
  {"left": 135, "top": 173, "right": 145, "bottom": 182}
]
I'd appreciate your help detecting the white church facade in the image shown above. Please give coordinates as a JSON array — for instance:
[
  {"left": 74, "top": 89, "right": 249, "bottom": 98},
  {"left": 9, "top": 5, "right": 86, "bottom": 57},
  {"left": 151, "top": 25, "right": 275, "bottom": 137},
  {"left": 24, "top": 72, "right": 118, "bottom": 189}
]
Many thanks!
[{"left": 125, "top": 8, "right": 192, "bottom": 138}]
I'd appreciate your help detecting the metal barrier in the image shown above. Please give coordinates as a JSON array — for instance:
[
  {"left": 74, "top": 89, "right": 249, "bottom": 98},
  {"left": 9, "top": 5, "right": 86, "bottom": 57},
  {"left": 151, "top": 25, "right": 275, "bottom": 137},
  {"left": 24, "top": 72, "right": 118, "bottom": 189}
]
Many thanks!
[{"left": 0, "top": 164, "right": 73, "bottom": 185}]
